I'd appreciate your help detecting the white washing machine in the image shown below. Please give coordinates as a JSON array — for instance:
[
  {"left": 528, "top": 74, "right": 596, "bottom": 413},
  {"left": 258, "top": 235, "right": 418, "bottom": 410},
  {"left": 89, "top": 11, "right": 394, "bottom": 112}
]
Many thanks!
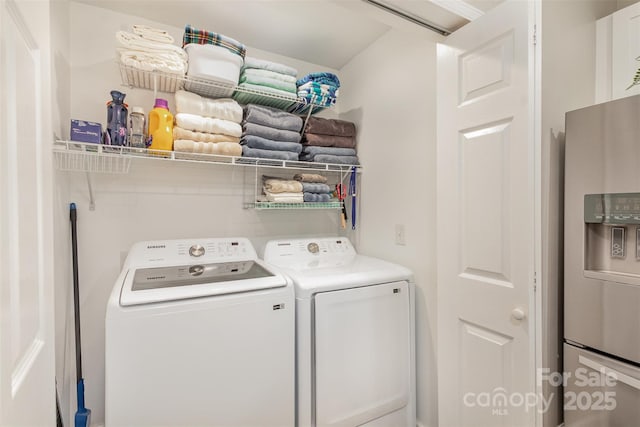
[
  {"left": 105, "top": 238, "right": 294, "bottom": 427},
  {"left": 263, "top": 237, "right": 416, "bottom": 427}
]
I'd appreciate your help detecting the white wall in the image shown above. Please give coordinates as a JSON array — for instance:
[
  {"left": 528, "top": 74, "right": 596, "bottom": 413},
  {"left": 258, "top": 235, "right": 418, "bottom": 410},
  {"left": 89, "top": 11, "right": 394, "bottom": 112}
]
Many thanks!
[
  {"left": 338, "top": 29, "right": 438, "bottom": 427},
  {"left": 62, "top": 3, "right": 350, "bottom": 425},
  {"left": 540, "top": 1, "right": 616, "bottom": 426}
]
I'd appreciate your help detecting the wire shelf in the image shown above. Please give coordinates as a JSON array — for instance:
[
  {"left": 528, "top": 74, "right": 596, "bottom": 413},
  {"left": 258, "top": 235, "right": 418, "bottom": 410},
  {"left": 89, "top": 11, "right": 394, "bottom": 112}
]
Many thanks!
[
  {"left": 53, "top": 140, "right": 361, "bottom": 174},
  {"left": 249, "top": 201, "right": 342, "bottom": 210},
  {"left": 118, "top": 62, "right": 335, "bottom": 113},
  {"left": 53, "top": 142, "right": 132, "bottom": 173},
  {"left": 118, "top": 64, "right": 184, "bottom": 93}
]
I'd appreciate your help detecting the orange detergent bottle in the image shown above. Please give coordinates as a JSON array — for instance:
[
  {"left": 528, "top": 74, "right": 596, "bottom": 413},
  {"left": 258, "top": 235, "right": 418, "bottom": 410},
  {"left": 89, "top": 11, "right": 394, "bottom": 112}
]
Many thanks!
[{"left": 148, "top": 98, "right": 173, "bottom": 151}]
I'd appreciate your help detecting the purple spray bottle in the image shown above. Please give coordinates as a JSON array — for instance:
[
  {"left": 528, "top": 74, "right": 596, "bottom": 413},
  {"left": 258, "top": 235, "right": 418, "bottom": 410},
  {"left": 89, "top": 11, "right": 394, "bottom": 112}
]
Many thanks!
[{"left": 106, "top": 90, "right": 128, "bottom": 146}]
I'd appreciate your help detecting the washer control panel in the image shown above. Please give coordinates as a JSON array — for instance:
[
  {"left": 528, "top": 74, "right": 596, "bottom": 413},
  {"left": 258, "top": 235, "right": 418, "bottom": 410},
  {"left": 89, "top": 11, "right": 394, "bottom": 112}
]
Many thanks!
[{"left": 127, "top": 238, "right": 255, "bottom": 266}]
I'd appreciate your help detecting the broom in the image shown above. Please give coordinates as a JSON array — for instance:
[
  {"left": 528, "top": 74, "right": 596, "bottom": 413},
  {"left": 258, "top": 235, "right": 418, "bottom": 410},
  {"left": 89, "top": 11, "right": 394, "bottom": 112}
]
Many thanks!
[{"left": 70, "top": 203, "right": 91, "bottom": 427}]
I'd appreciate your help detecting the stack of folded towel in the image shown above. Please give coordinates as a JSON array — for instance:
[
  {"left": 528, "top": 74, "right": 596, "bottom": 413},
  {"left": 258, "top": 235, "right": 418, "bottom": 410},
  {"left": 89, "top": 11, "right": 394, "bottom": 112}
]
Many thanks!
[
  {"left": 262, "top": 176, "right": 303, "bottom": 203},
  {"left": 116, "top": 25, "right": 188, "bottom": 75},
  {"left": 301, "top": 117, "right": 359, "bottom": 164},
  {"left": 293, "top": 173, "right": 332, "bottom": 203},
  {"left": 173, "top": 90, "right": 243, "bottom": 156},
  {"left": 233, "top": 57, "right": 298, "bottom": 109},
  {"left": 241, "top": 104, "right": 303, "bottom": 161},
  {"left": 289, "top": 72, "right": 340, "bottom": 115}
]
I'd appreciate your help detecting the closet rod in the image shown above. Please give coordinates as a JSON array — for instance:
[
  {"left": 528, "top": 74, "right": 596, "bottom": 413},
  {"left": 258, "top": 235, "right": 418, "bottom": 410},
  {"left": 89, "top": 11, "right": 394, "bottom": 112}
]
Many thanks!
[{"left": 361, "top": 0, "right": 451, "bottom": 36}]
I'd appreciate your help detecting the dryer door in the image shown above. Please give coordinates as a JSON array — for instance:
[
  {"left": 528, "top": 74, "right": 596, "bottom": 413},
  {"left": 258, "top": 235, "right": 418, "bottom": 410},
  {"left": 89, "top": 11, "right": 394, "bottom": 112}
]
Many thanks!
[{"left": 314, "top": 281, "right": 411, "bottom": 427}]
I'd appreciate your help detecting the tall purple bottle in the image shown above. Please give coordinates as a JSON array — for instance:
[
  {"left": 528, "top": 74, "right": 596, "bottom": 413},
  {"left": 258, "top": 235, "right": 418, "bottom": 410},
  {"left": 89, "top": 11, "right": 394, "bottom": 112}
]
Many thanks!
[{"left": 106, "top": 90, "right": 128, "bottom": 146}]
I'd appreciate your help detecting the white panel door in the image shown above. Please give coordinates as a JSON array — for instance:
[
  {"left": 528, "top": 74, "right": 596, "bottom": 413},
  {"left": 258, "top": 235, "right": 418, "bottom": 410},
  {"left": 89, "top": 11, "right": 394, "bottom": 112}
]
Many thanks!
[
  {"left": 0, "top": 0, "right": 55, "bottom": 425},
  {"left": 314, "top": 282, "right": 410, "bottom": 427},
  {"left": 437, "top": 1, "right": 536, "bottom": 426}
]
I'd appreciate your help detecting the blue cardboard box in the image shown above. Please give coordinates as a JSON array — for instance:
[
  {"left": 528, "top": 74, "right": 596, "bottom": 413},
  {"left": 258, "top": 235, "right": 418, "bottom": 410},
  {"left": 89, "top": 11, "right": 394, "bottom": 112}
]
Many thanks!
[{"left": 70, "top": 119, "right": 102, "bottom": 144}]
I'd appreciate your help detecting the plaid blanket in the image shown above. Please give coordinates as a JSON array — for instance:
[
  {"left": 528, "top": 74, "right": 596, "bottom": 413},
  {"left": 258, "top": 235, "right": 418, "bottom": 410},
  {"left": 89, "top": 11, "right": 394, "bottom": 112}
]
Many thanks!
[{"left": 182, "top": 24, "right": 246, "bottom": 58}]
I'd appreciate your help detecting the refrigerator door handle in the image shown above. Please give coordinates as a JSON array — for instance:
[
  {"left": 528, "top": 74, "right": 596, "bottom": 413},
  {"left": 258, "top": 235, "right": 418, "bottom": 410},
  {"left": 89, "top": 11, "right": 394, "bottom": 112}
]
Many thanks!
[{"left": 579, "top": 354, "right": 640, "bottom": 390}]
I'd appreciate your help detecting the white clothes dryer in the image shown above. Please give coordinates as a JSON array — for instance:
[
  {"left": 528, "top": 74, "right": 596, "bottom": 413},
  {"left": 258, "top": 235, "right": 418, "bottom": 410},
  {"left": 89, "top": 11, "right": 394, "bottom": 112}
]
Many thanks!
[
  {"left": 263, "top": 237, "right": 416, "bottom": 427},
  {"left": 105, "top": 238, "right": 294, "bottom": 427}
]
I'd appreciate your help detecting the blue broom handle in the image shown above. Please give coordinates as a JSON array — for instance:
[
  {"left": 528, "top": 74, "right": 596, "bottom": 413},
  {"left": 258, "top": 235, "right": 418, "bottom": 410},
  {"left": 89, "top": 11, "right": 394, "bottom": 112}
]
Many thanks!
[{"left": 76, "top": 379, "right": 86, "bottom": 410}]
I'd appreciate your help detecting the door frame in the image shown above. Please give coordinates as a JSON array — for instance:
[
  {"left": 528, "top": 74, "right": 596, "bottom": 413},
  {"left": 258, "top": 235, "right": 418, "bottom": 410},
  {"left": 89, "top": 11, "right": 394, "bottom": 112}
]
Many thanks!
[{"left": 531, "top": 0, "right": 543, "bottom": 425}]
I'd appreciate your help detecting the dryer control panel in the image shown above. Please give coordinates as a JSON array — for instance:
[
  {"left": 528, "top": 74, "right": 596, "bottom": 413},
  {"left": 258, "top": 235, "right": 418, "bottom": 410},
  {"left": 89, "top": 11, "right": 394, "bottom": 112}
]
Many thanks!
[{"left": 264, "top": 237, "right": 356, "bottom": 265}]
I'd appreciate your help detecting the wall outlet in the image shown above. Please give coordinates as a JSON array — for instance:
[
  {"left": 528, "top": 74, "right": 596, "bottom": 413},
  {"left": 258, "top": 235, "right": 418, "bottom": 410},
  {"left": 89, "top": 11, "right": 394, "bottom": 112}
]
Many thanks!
[{"left": 395, "top": 224, "right": 406, "bottom": 246}]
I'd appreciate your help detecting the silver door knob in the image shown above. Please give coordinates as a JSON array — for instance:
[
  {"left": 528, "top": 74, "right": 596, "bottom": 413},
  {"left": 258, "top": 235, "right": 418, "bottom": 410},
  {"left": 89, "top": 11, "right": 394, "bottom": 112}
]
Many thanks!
[{"left": 511, "top": 307, "right": 526, "bottom": 321}]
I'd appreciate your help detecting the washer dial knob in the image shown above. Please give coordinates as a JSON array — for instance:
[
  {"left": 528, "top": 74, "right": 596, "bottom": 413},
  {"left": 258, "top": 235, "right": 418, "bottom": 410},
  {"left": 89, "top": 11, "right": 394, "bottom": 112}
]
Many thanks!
[
  {"left": 189, "top": 244, "right": 205, "bottom": 257},
  {"left": 307, "top": 242, "right": 319, "bottom": 254}
]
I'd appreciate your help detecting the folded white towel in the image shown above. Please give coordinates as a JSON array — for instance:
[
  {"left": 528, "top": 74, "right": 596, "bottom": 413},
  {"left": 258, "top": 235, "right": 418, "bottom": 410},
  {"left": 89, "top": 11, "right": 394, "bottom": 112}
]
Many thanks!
[
  {"left": 263, "top": 189, "right": 304, "bottom": 203},
  {"left": 116, "top": 31, "right": 187, "bottom": 61},
  {"left": 174, "top": 90, "right": 243, "bottom": 123},
  {"left": 174, "top": 140, "right": 242, "bottom": 156},
  {"left": 132, "top": 25, "right": 175, "bottom": 44},
  {"left": 173, "top": 127, "right": 240, "bottom": 144},
  {"left": 118, "top": 49, "right": 187, "bottom": 74},
  {"left": 263, "top": 178, "right": 303, "bottom": 193},
  {"left": 175, "top": 113, "right": 242, "bottom": 138}
]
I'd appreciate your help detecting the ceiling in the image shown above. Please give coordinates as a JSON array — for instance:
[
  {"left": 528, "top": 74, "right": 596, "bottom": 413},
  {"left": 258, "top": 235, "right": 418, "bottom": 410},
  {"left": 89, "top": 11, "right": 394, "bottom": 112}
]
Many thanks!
[{"left": 73, "top": 0, "right": 503, "bottom": 69}]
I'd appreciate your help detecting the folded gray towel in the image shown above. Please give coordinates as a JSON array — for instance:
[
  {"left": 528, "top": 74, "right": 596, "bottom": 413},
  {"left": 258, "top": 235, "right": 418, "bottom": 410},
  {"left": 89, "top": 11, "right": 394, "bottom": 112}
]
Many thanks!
[
  {"left": 307, "top": 154, "right": 359, "bottom": 165},
  {"left": 302, "top": 146, "right": 357, "bottom": 157},
  {"left": 304, "top": 192, "right": 331, "bottom": 202},
  {"left": 242, "top": 134, "right": 302, "bottom": 153},
  {"left": 242, "top": 146, "right": 299, "bottom": 161},
  {"left": 244, "top": 104, "right": 303, "bottom": 132},
  {"left": 243, "top": 122, "right": 302, "bottom": 143},
  {"left": 301, "top": 182, "right": 332, "bottom": 194}
]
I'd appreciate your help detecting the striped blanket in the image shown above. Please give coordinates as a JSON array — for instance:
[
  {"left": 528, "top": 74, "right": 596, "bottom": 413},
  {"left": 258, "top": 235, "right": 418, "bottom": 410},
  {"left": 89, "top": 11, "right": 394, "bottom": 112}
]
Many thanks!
[{"left": 182, "top": 24, "right": 246, "bottom": 58}]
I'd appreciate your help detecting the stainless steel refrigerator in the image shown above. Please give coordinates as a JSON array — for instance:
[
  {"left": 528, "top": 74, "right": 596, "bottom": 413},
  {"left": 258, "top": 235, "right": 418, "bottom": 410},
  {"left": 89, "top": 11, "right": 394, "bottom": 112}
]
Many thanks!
[{"left": 565, "top": 94, "right": 640, "bottom": 426}]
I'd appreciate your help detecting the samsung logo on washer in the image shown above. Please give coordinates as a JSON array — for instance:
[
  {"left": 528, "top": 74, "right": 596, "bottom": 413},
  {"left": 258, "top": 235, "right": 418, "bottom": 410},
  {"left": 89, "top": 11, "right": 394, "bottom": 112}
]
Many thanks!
[{"left": 147, "top": 244, "right": 166, "bottom": 249}]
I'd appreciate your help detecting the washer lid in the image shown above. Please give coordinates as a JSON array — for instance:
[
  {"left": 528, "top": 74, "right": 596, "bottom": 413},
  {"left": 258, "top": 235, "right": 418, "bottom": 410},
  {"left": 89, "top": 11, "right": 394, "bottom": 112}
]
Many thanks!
[{"left": 120, "top": 259, "right": 288, "bottom": 306}]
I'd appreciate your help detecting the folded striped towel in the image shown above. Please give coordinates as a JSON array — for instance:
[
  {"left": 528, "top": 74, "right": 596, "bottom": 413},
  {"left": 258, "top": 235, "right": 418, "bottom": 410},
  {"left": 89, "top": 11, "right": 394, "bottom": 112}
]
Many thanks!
[
  {"left": 298, "top": 82, "right": 339, "bottom": 99},
  {"left": 296, "top": 72, "right": 341, "bottom": 88},
  {"left": 182, "top": 24, "right": 246, "bottom": 58}
]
